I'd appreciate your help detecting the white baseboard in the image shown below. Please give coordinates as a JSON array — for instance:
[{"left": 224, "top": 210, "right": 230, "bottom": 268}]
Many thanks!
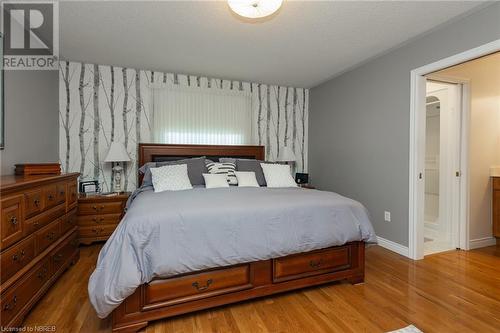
[
  {"left": 469, "top": 237, "right": 497, "bottom": 249},
  {"left": 376, "top": 236, "right": 410, "bottom": 258}
]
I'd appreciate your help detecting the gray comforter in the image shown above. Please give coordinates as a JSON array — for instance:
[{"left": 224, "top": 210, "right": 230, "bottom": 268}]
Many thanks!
[{"left": 88, "top": 187, "right": 376, "bottom": 318}]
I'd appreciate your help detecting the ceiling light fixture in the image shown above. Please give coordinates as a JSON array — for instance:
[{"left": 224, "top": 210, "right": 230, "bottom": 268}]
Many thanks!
[{"left": 228, "top": 0, "right": 283, "bottom": 19}]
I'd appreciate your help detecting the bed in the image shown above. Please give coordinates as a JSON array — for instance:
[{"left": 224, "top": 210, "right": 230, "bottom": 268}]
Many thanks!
[{"left": 88, "top": 144, "right": 376, "bottom": 332}]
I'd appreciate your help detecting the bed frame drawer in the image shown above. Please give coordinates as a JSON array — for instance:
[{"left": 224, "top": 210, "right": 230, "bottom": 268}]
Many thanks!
[
  {"left": 144, "top": 264, "right": 253, "bottom": 309},
  {"left": 273, "top": 246, "right": 351, "bottom": 283}
]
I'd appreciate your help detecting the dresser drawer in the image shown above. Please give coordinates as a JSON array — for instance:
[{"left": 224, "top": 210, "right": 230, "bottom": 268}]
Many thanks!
[
  {"left": 50, "top": 232, "right": 78, "bottom": 274},
  {"left": 273, "top": 246, "right": 351, "bottom": 283},
  {"left": 1, "top": 195, "right": 24, "bottom": 250},
  {"left": 77, "top": 213, "right": 121, "bottom": 226},
  {"left": 61, "top": 209, "right": 77, "bottom": 235},
  {"left": 0, "top": 258, "right": 50, "bottom": 327},
  {"left": 35, "top": 219, "right": 61, "bottom": 254},
  {"left": 144, "top": 264, "right": 252, "bottom": 309},
  {"left": 43, "top": 185, "right": 58, "bottom": 209},
  {"left": 25, "top": 204, "right": 65, "bottom": 235},
  {"left": 78, "top": 201, "right": 124, "bottom": 215},
  {"left": 24, "top": 189, "right": 44, "bottom": 218},
  {"left": 56, "top": 183, "right": 67, "bottom": 205},
  {"left": 1, "top": 235, "right": 35, "bottom": 284},
  {"left": 78, "top": 224, "right": 118, "bottom": 239}
]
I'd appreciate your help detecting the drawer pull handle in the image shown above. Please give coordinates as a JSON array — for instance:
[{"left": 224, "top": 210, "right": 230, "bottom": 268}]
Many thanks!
[
  {"left": 34, "top": 199, "right": 40, "bottom": 207},
  {"left": 48, "top": 194, "right": 54, "bottom": 201},
  {"left": 92, "top": 205, "right": 105, "bottom": 211},
  {"left": 46, "top": 232, "right": 56, "bottom": 240},
  {"left": 92, "top": 228, "right": 104, "bottom": 234},
  {"left": 192, "top": 279, "right": 213, "bottom": 292},
  {"left": 3, "top": 296, "right": 17, "bottom": 311},
  {"left": 60, "top": 190, "right": 65, "bottom": 196},
  {"left": 12, "top": 254, "right": 19, "bottom": 262},
  {"left": 9, "top": 216, "right": 18, "bottom": 226},
  {"left": 309, "top": 259, "right": 323, "bottom": 269},
  {"left": 92, "top": 217, "right": 105, "bottom": 223},
  {"left": 37, "top": 268, "right": 48, "bottom": 280},
  {"left": 53, "top": 253, "right": 64, "bottom": 262}
]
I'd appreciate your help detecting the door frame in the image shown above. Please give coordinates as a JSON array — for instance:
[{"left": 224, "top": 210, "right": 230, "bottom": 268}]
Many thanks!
[{"left": 408, "top": 39, "right": 500, "bottom": 260}]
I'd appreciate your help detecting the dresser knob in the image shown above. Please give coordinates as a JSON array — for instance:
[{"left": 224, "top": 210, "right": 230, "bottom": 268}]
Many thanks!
[
  {"left": 3, "top": 296, "right": 17, "bottom": 311},
  {"left": 53, "top": 253, "right": 64, "bottom": 262},
  {"left": 12, "top": 254, "right": 19, "bottom": 262},
  {"left": 10, "top": 216, "right": 18, "bottom": 226},
  {"left": 309, "top": 259, "right": 323, "bottom": 269},
  {"left": 48, "top": 194, "right": 54, "bottom": 201},
  {"left": 34, "top": 199, "right": 40, "bottom": 207},
  {"left": 192, "top": 279, "right": 213, "bottom": 292}
]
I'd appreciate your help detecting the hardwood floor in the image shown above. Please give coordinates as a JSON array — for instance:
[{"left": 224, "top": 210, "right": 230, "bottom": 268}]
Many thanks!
[{"left": 23, "top": 244, "right": 500, "bottom": 333}]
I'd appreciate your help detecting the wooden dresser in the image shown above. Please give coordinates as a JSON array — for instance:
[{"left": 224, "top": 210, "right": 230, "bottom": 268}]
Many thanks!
[
  {"left": 493, "top": 177, "right": 500, "bottom": 240},
  {"left": 0, "top": 173, "right": 79, "bottom": 328},
  {"left": 77, "top": 193, "right": 129, "bottom": 244}
]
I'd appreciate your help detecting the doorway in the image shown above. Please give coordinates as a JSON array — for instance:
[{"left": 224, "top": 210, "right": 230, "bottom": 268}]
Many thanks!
[
  {"left": 409, "top": 39, "right": 500, "bottom": 260},
  {"left": 423, "top": 81, "right": 461, "bottom": 255}
]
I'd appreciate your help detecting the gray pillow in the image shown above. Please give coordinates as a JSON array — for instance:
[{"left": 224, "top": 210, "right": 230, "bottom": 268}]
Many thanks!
[
  {"left": 236, "top": 159, "right": 270, "bottom": 186},
  {"left": 140, "top": 157, "right": 208, "bottom": 186}
]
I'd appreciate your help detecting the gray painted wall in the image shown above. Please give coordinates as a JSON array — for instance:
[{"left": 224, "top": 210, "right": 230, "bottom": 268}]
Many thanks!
[
  {"left": 309, "top": 3, "right": 500, "bottom": 246},
  {"left": 0, "top": 70, "right": 59, "bottom": 175}
]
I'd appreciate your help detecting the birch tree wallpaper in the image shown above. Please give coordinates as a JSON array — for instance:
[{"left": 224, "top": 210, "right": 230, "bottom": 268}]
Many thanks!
[{"left": 59, "top": 61, "right": 309, "bottom": 191}]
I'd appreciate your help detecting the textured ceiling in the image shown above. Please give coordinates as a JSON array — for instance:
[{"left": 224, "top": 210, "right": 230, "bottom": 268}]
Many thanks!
[{"left": 60, "top": 1, "right": 486, "bottom": 88}]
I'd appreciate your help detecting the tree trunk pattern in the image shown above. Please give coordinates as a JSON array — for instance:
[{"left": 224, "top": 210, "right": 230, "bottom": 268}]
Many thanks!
[
  {"left": 266, "top": 85, "right": 271, "bottom": 160},
  {"left": 78, "top": 63, "right": 86, "bottom": 176},
  {"left": 292, "top": 87, "right": 297, "bottom": 152},
  {"left": 63, "top": 61, "right": 71, "bottom": 173},
  {"left": 196, "top": 76, "right": 201, "bottom": 87},
  {"left": 122, "top": 68, "right": 129, "bottom": 191},
  {"left": 135, "top": 70, "right": 142, "bottom": 146},
  {"left": 207, "top": 77, "right": 212, "bottom": 88},
  {"left": 301, "top": 90, "right": 306, "bottom": 171},
  {"left": 174, "top": 73, "right": 179, "bottom": 85},
  {"left": 163, "top": 72, "right": 167, "bottom": 83},
  {"left": 109, "top": 66, "right": 116, "bottom": 189},
  {"left": 239, "top": 81, "right": 243, "bottom": 91},
  {"left": 93, "top": 64, "right": 100, "bottom": 180},
  {"left": 257, "top": 84, "right": 262, "bottom": 145},
  {"left": 284, "top": 87, "right": 289, "bottom": 146},
  {"left": 230, "top": 81, "right": 234, "bottom": 90},
  {"left": 187, "top": 75, "right": 191, "bottom": 86},
  {"left": 275, "top": 86, "right": 281, "bottom": 159},
  {"left": 150, "top": 71, "right": 154, "bottom": 83}
]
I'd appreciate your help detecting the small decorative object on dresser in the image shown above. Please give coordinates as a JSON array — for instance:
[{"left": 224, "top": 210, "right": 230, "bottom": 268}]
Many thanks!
[
  {"left": 14, "top": 163, "right": 61, "bottom": 176},
  {"left": 77, "top": 192, "right": 130, "bottom": 245},
  {"left": 104, "top": 141, "right": 131, "bottom": 193},
  {"left": 0, "top": 172, "right": 79, "bottom": 328}
]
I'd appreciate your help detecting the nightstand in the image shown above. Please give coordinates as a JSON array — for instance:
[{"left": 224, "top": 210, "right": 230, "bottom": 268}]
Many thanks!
[
  {"left": 299, "top": 184, "right": 315, "bottom": 189},
  {"left": 77, "top": 192, "right": 130, "bottom": 244}
]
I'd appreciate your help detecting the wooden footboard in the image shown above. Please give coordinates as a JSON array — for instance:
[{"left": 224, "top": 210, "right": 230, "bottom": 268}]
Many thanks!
[{"left": 111, "top": 241, "right": 365, "bottom": 332}]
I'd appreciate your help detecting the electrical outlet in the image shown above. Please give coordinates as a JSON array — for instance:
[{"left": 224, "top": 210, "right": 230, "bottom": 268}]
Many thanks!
[{"left": 384, "top": 211, "right": 391, "bottom": 222}]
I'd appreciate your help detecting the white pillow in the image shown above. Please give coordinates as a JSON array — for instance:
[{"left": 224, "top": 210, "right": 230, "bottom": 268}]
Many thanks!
[
  {"left": 151, "top": 164, "right": 193, "bottom": 192},
  {"left": 203, "top": 173, "right": 230, "bottom": 188},
  {"left": 235, "top": 171, "right": 259, "bottom": 187},
  {"left": 260, "top": 163, "right": 297, "bottom": 188}
]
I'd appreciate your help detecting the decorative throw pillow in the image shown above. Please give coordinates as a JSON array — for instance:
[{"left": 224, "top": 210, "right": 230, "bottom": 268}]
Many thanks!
[
  {"left": 150, "top": 164, "right": 193, "bottom": 192},
  {"left": 203, "top": 174, "right": 230, "bottom": 189},
  {"left": 260, "top": 163, "right": 297, "bottom": 188},
  {"left": 236, "top": 159, "right": 268, "bottom": 186},
  {"left": 206, "top": 162, "right": 237, "bottom": 185},
  {"left": 139, "top": 157, "right": 207, "bottom": 186},
  {"left": 235, "top": 171, "right": 259, "bottom": 187}
]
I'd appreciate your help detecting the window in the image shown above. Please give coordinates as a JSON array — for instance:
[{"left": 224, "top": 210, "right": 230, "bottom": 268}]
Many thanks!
[{"left": 151, "top": 86, "right": 252, "bottom": 145}]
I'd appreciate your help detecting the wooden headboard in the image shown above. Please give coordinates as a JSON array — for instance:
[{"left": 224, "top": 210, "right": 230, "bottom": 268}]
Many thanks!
[{"left": 138, "top": 143, "right": 265, "bottom": 182}]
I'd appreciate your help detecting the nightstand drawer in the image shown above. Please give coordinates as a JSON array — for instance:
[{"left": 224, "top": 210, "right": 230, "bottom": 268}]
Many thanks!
[
  {"left": 78, "top": 201, "right": 124, "bottom": 215},
  {"left": 77, "top": 213, "right": 121, "bottom": 226},
  {"left": 78, "top": 224, "right": 118, "bottom": 238}
]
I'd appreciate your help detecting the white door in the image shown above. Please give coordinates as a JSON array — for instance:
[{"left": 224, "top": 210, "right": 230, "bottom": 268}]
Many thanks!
[{"left": 423, "top": 81, "right": 462, "bottom": 255}]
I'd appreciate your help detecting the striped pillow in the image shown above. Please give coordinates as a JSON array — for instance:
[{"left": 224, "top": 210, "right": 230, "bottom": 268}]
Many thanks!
[{"left": 206, "top": 162, "right": 237, "bottom": 185}]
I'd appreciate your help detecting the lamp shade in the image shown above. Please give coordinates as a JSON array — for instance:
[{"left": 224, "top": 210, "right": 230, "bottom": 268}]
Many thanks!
[
  {"left": 228, "top": 0, "right": 283, "bottom": 19},
  {"left": 277, "top": 146, "right": 296, "bottom": 162},
  {"left": 104, "top": 142, "right": 131, "bottom": 162}
]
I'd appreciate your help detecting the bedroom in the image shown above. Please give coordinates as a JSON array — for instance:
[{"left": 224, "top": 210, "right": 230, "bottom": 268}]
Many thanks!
[{"left": 0, "top": 1, "right": 499, "bottom": 333}]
